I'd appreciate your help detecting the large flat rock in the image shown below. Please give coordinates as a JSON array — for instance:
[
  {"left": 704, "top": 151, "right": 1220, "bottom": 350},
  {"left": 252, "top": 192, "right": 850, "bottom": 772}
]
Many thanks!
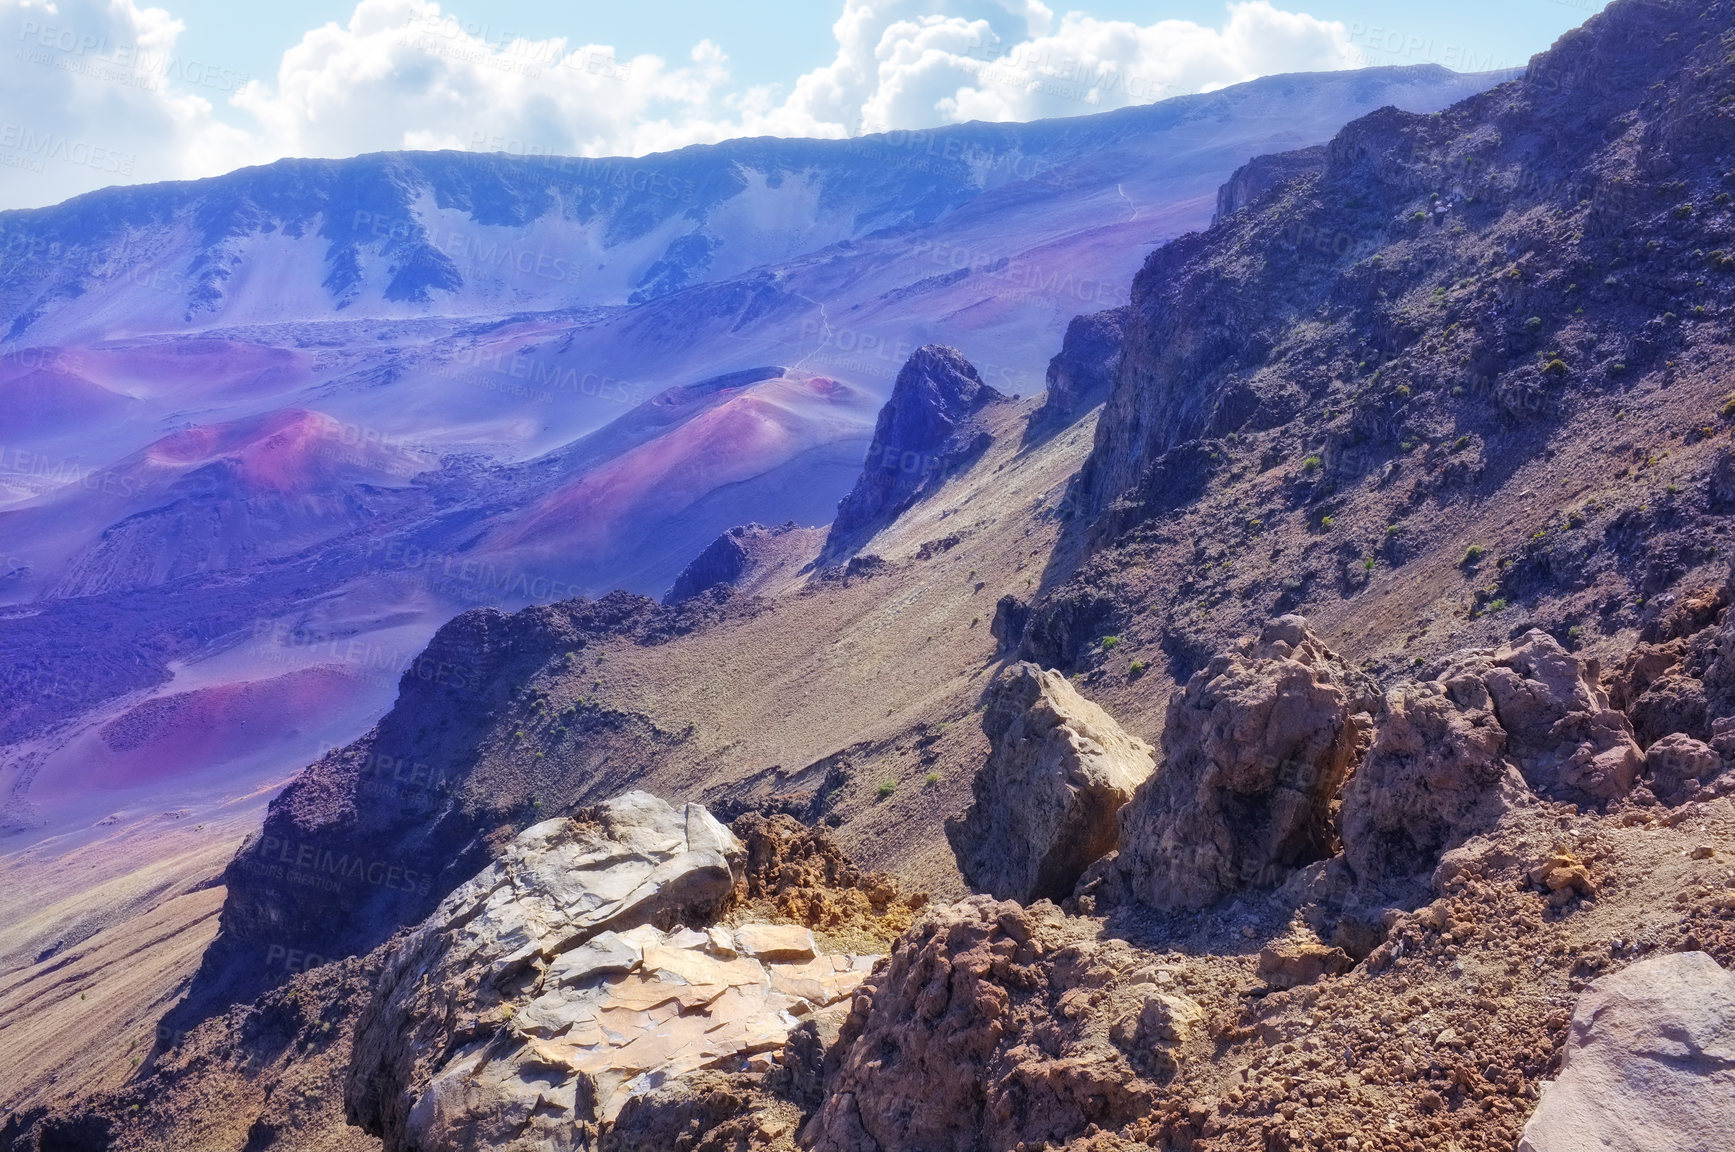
[{"left": 1519, "top": 950, "right": 1735, "bottom": 1152}]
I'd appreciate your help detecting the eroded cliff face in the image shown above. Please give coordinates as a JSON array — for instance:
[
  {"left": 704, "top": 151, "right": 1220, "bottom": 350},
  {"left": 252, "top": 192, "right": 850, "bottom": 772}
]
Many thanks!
[
  {"left": 188, "top": 592, "right": 700, "bottom": 1014},
  {"left": 1074, "top": 0, "right": 1735, "bottom": 525}
]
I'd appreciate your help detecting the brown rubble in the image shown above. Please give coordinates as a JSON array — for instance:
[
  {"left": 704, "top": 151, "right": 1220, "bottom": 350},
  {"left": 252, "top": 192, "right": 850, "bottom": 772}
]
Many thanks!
[{"left": 804, "top": 896, "right": 1179, "bottom": 1152}]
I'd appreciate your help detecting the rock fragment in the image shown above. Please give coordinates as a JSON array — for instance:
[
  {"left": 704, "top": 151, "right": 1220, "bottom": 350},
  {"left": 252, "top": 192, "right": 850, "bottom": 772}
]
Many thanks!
[{"left": 948, "top": 662, "right": 1155, "bottom": 902}]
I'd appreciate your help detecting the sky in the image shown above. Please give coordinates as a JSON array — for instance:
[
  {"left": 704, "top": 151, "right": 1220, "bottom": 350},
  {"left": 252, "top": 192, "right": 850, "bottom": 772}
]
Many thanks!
[{"left": 0, "top": 0, "right": 1612, "bottom": 211}]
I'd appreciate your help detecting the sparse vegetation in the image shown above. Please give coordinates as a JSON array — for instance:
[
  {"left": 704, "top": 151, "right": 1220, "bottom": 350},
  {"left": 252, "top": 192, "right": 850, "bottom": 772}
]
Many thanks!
[
  {"left": 876, "top": 781, "right": 897, "bottom": 800},
  {"left": 1128, "top": 660, "right": 1148, "bottom": 678},
  {"left": 1302, "top": 454, "right": 1323, "bottom": 473},
  {"left": 1100, "top": 635, "right": 1121, "bottom": 649},
  {"left": 1461, "top": 545, "right": 1487, "bottom": 567}
]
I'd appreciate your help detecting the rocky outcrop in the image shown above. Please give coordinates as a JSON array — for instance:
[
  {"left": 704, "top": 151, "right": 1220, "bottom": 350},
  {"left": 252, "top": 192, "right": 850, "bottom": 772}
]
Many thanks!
[
  {"left": 989, "top": 594, "right": 1029, "bottom": 655},
  {"left": 1018, "top": 587, "right": 1121, "bottom": 671},
  {"left": 1518, "top": 951, "right": 1735, "bottom": 1152},
  {"left": 821, "top": 346, "right": 1007, "bottom": 562},
  {"left": 1607, "top": 579, "right": 1731, "bottom": 750},
  {"left": 805, "top": 896, "right": 1183, "bottom": 1152},
  {"left": 1439, "top": 631, "right": 1643, "bottom": 803},
  {"left": 347, "top": 793, "right": 878, "bottom": 1152},
  {"left": 1213, "top": 145, "right": 1327, "bottom": 223},
  {"left": 1709, "top": 445, "right": 1735, "bottom": 512},
  {"left": 948, "top": 663, "right": 1155, "bottom": 902},
  {"left": 1339, "top": 677, "right": 1529, "bottom": 885},
  {"left": 1027, "top": 308, "right": 1127, "bottom": 432},
  {"left": 727, "top": 812, "right": 924, "bottom": 944},
  {"left": 664, "top": 522, "right": 823, "bottom": 605},
  {"left": 1110, "top": 616, "right": 1379, "bottom": 911}
]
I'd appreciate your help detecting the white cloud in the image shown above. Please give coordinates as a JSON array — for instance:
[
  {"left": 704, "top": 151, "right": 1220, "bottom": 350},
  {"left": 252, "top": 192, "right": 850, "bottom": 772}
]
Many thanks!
[
  {"left": 0, "top": 0, "right": 252, "bottom": 208},
  {"left": 0, "top": 0, "right": 1357, "bottom": 210}
]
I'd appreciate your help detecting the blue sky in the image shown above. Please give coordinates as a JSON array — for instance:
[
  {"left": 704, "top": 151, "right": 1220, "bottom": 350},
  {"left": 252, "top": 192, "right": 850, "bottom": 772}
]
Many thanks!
[
  {"left": 0, "top": 0, "right": 1612, "bottom": 210},
  {"left": 163, "top": 1, "right": 1605, "bottom": 97}
]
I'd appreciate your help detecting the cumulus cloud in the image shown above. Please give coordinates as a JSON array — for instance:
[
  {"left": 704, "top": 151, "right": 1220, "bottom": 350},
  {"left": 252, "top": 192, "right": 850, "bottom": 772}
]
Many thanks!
[
  {"left": 0, "top": 0, "right": 1358, "bottom": 210},
  {"left": 0, "top": 0, "right": 252, "bottom": 208}
]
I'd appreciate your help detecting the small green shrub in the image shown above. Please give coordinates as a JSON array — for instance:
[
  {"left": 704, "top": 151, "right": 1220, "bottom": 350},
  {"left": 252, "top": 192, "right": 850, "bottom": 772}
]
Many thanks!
[
  {"left": 925, "top": 773, "right": 941, "bottom": 788},
  {"left": 1100, "top": 635, "right": 1121, "bottom": 649},
  {"left": 1393, "top": 384, "right": 1412, "bottom": 399},
  {"left": 1526, "top": 316, "right": 1544, "bottom": 331},
  {"left": 1302, "top": 454, "right": 1323, "bottom": 473},
  {"left": 876, "top": 782, "right": 896, "bottom": 800},
  {"left": 1461, "top": 545, "right": 1486, "bottom": 566},
  {"left": 1453, "top": 435, "right": 1472, "bottom": 451},
  {"left": 1543, "top": 359, "right": 1570, "bottom": 377},
  {"left": 1321, "top": 515, "right": 1336, "bottom": 529},
  {"left": 1721, "top": 393, "right": 1735, "bottom": 418},
  {"left": 1128, "top": 660, "right": 1148, "bottom": 678},
  {"left": 1486, "top": 598, "right": 1509, "bottom": 614}
]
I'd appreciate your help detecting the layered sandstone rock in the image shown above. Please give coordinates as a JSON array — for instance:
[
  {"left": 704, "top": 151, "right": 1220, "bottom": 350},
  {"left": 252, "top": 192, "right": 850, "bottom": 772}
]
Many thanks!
[
  {"left": 1111, "top": 616, "right": 1379, "bottom": 911},
  {"left": 948, "top": 663, "right": 1155, "bottom": 902},
  {"left": 1518, "top": 951, "right": 1735, "bottom": 1152},
  {"left": 346, "top": 792, "right": 878, "bottom": 1152}
]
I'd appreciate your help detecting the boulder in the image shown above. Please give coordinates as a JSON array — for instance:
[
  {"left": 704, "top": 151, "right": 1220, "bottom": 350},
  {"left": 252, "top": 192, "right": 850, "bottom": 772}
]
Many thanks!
[
  {"left": 1257, "top": 942, "right": 1353, "bottom": 991},
  {"left": 948, "top": 663, "right": 1155, "bottom": 902},
  {"left": 1643, "top": 733, "right": 1721, "bottom": 802},
  {"left": 1112, "top": 617, "right": 1380, "bottom": 911},
  {"left": 1440, "top": 631, "right": 1642, "bottom": 802},
  {"left": 346, "top": 792, "right": 879, "bottom": 1152},
  {"left": 1707, "top": 610, "right": 1735, "bottom": 723},
  {"left": 1518, "top": 951, "right": 1735, "bottom": 1152},
  {"left": 1339, "top": 677, "right": 1528, "bottom": 884}
]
